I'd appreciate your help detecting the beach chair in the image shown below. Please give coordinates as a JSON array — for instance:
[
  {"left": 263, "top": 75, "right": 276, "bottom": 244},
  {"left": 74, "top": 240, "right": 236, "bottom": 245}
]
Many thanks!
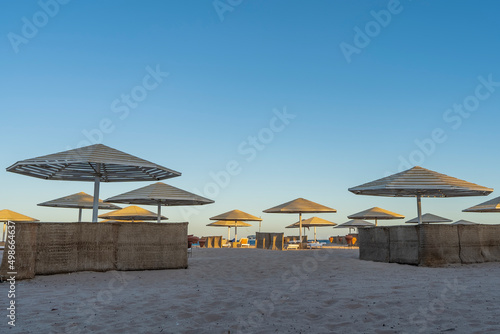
[
  {"left": 240, "top": 238, "right": 250, "bottom": 248},
  {"left": 286, "top": 242, "right": 299, "bottom": 250},
  {"left": 222, "top": 239, "right": 231, "bottom": 248}
]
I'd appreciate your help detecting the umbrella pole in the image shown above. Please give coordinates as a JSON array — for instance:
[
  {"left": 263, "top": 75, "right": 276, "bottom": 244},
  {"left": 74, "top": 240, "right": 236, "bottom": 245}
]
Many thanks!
[
  {"left": 299, "top": 212, "right": 303, "bottom": 246},
  {"left": 228, "top": 227, "right": 231, "bottom": 241},
  {"left": 375, "top": 218, "right": 378, "bottom": 227},
  {"left": 78, "top": 208, "right": 82, "bottom": 222},
  {"left": 157, "top": 203, "right": 161, "bottom": 223},
  {"left": 417, "top": 194, "right": 423, "bottom": 225},
  {"left": 314, "top": 226, "right": 317, "bottom": 242},
  {"left": 235, "top": 223, "right": 238, "bottom": 243},
  {"left": 92, "top": 165, "right": 101, "bottom": 223}
]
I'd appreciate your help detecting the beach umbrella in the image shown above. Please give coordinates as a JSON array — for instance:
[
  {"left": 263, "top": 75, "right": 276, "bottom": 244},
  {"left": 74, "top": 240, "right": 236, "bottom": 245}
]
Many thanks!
[
  {"left": 207, "top": 220, "right": 252, "bottom": 241},
  {"left": 99, "top": 219, "right": 145, "bottom": 223},
  {"left": 263, "top": 198, "right": 336, "bottom": 247},
  {"left": 38, "top": 192, "right": 121, "bottom": 222},
  {"left": 335, "top": 219, "right": 375, "bottom": 233},
  {"left": 285, "top": 217, "right": 337, "bottom": 242},
  {"left": 0, "top": 209, "right": 39, "bottom": 242},
  {"left": 463, "top": 195, "right": 500, "bottom": 213},
  {"left": 98, "top": 205, "right": 167, "bottom": 222},
  {"left": 6, "top": 144, "right": 181, "bottom": 222},
  {"left": 209, "top": 210, "right": 262, "bottom": 242},
  {"left": 451, "top": 219, "right": 478, "bottom": 225},
  {"left": 405, "top": 213, "right": 452, "bottom": 224},
  {"left": 348, "top": 166, "right": 493, "bottom": 225},
  {"left": 105, "top": 182, "right": 214, "bottom": 223},
  {"left": 348, "top": 207, "right": 404, "bottom": 226}
]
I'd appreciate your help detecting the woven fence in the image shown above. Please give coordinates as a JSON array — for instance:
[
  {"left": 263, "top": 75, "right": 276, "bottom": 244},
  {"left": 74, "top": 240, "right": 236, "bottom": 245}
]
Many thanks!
[{"left": 0, "top": 222, "right": 188, "bottom": 280}]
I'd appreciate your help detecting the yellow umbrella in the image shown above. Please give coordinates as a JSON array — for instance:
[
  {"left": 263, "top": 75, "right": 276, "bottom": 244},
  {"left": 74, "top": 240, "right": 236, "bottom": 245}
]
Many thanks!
[
  {"left": 348, "top": 207, "right": 404, "bottom": 226},
  {"left": 209, "top": 210, "right": 261, "bottom": 242},
  {"left": 207, "top": 220, "right": 252, "bottom": 241},
  {"left": 0, "top": 209, "right": 39, "bottom": 242},
  {"left": 98, "top": 205, "right": 167, "bottom": 222},
  {"left": 263, "top": 198, "right": 336, "bottom": 246},
  {"left": 285, "top": 217, "right": 337, "bottom": 242}
]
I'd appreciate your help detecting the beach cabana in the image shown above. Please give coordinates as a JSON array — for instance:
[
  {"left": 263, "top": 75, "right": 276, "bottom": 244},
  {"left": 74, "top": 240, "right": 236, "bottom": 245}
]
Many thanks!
[
  {"left": 105, "top": 182, "right": 213, "bottom": 223},
  {"left": 451, "top": 219, "right": 478, "bottom": 225},
  {"left": 285, "top": 217, "right": 336, "bottom": 242},
  {"left": 348, "top": 207, "right": 404, "bottom": 226},
  {"left": 463, "top": 195, "right": 500, "bottom": 213},
  {"left": 6, "top": 144, "right": 181, "bottom": 222},
  {"left": 209, "top": 210, "right": 262, "bottom": 243},
  {"left": 0, "top": 209, "right": 39, "bottom": 242},
  {"left": 263, "top": 198, "right": 336, "bottom": 247},
  {"left": 335, "top": 219, "right": 374, "bottom": 233},
  {"left": 38, "top": 192, "right": 121, "bottom": 222},
  {"left": 207, "top": 220, "right": 252, "bottom": 241},
  {"left": 349, "top": 166, "right": 493, "bottom": 224},
  {"left": 98, "top": 205, "right": 167, "bottom": 222},
  {"left": 405, "top": 213, "right": 451, "bottom": 224}
]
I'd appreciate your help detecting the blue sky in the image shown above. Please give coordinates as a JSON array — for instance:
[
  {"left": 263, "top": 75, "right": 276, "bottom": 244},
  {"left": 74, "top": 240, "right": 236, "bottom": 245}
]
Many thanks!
[{"left": 1, "top": 0, "right": 500, "bottom": 239}]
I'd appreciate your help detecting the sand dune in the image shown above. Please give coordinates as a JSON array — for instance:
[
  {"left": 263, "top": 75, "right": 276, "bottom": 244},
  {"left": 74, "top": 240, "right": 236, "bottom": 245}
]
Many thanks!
[{"left": 1, "top": 248, "right": 499, "bottom": 333}]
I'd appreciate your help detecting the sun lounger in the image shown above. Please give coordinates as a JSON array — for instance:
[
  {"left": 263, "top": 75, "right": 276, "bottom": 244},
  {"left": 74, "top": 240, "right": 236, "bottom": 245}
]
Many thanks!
[
  {"left": 240, "top": 238, "right": 250, "bottom": 248},
  {"left": 307, "top": 242, "right": 325, "bottom": 249},
  {"left": 286, "top": 243, "right": 299, "bottom": 250}
]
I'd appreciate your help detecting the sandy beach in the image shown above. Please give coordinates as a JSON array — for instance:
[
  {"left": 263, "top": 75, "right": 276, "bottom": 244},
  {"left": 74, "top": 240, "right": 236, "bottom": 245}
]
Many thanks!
[{"left": 1, "top": 248, "right": 500, "bottom": 334}]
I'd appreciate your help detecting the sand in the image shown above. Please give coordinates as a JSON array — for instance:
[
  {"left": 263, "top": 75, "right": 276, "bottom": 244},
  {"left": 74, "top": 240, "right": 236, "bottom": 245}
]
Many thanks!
[{"left": 1, "top": 247, "right": 499, "bottom": 333}]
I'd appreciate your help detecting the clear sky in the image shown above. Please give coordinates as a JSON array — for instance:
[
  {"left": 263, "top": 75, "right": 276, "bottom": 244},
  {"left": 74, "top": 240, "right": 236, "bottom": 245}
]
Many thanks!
[{"left": 2, "top": 0, "right": 500, "bottom": 239}]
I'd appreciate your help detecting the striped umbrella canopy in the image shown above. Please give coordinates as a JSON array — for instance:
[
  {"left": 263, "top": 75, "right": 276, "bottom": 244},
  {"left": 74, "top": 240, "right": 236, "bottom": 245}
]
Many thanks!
[
  {"left": 451, "top": 219, "right": 478, "bottom": 225},
  {"left": 263, "top": 198, "right": 337, "bottom": 246},
  {"left": 405, "top": 213, "right": 452, "bottom": 224},
  {"left": 463, "top": 195, "right": 500, "bottom": 213},
  {"left": 105, "top": 182, "right": 213, "bottom": 223},
  {"left": 0, "top": 209, "right": 39, "bottom": 242},
  {"left": 285, "top": 217, "right": 336, "bottom": 242},
  {"left": 6, "top": 144, "right": 181, "bottom": 222},
  {"left": 207, "top": 220, "right": 252, "bottom": 241},
  {"left": 38, "top": 192, "right": 121, "bottom": 222},
  {"left": 349, "top": 166, "right": 493, "bottom": 224},
  {"left": 209, "top": 210, "right": 262, "bottom": 242},
  {"left": 348, "top": 207, "right": 404, "bottom": 226},
  {"left": 98, "top": 205, "right": 167, "bottom": 222}
]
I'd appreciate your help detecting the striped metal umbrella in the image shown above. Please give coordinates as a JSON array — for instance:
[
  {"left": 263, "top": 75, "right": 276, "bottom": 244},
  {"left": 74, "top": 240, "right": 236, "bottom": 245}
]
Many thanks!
[
  {"left": 38, "top": 192, "right": 121, "bottom": 222},
  {"left": 463, "top": 195, "right": 500, "bottom": 213},
  {"left": 7, "top": 144, "right": 181, "bottom": 222},
  {"left": 348, "top": 207, "right": 404, "bottom": 226},
  {"left": 105, "top": 182, "right": 213, "bottom": 223},
  {"left": 263, "top": 198, "right": 337, "bottom": 246},
  {"left": 451, "top": 220, "right": 478, "bottom": 225},
  {"left": 405, "top": 213, "right": 452, "bottom": 224},
  {"left": 335, "top": 219, "right": 375, "bottom": 233},
  {"left": 349, "top": 166, "right": 493, "bottom": 225}
]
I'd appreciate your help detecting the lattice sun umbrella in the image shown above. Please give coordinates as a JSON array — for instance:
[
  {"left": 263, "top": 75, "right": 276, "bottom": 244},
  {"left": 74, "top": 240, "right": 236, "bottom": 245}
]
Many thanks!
[
  {"left": 38, "top": 192, "right": 121, "bottom": 222},
  {"left": 105, "top": 182, "right": 213, "bottom": 223},
  {"left": 348, "top": 207, "right": 404, "bottom": 226},
  {"left": 349, "top": 166, "right": 493, "bottom": 225},
  {"left": 209, "top": 210, "right": 262, "bottom": 242},
  {"left": 7, "top": 144, "right": 181, "bottom": 222}
]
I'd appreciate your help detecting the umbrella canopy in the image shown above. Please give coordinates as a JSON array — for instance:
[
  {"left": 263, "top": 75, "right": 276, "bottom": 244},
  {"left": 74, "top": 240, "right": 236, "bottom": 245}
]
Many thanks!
[
  {"left": 463, "top": 195, "right": 500, "bottom": 213},
  {"left": 0, "top": 209, "right": 39, "bottom": 242},
  {"left": 285, "top": 217, "right": 337, "bottom": 242},
  {"left": 207, "top": 220, "right": 252, "bottom": 241},
  {"left": 6, "top": 144, "right": 181, "bottom": 222},
  {"left": 263, "top": 198, "right": 337, "bottom": 246},
  {"left": 209, "top": 210, "right": 261, "bottom": 242},
  {"left": 99, "top": 219, "right": 145, "bottom": 223},
  {"left": 98, "top": 205, "right": 167, "bottom": 222},
  {"left": 38, "top": 192, "right": 121, "bottom": 222},
  {"left": 0, "top": 209, "right": 39, "bottom": 222},
  {"left": 105, "top": 182, "right": 214, "bottom": 223},
  {"left": 349, "top": 166, "right": 493, "bottom": 224},
  {"left": 405, "top": 213, "right": 452, "bottom": 224},
  {"left": 348, "top": 207, "right": 404, "bottom": 226},
  {"left": 335, "top": 219, "right": 375, "bottom": 228},
  {"left": 451, "top": 219, "right": 478, "bottom": 225}
]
